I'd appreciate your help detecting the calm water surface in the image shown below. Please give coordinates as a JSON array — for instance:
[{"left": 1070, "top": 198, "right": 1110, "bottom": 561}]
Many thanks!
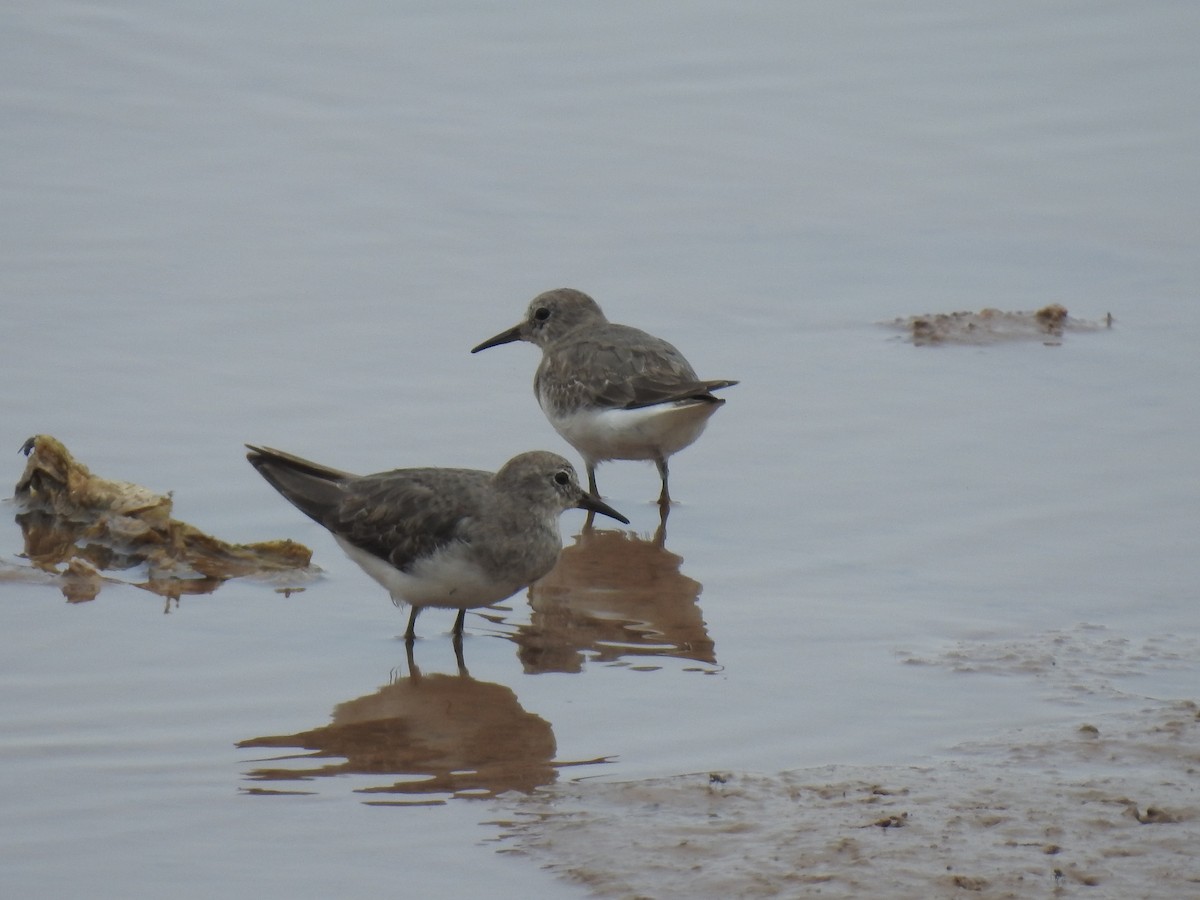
[{"left": 2, "top": 2, "right": 1198, "bottom": 897}]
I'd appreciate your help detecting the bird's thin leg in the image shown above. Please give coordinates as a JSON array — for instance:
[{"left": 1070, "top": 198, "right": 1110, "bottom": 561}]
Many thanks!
[
  {"left": 655, "top": 456, "right": 671, "bottom": 506},
  {"left": 452, "top": 608, "right": 466, "bottom": 637},
  {"left": 452, "top": 632, "right": 467, "bottom": 675},
  {"left": 404, "top": 606, "right": 420, "bottom": 641}
]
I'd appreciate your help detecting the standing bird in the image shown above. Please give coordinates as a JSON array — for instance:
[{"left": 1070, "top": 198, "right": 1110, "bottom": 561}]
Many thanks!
[
  {"left": 471, "top": 288, "right": 737, "bottom": 506},
  {"left": 245, "top": 445, "right": 627, "bottom": 640}
]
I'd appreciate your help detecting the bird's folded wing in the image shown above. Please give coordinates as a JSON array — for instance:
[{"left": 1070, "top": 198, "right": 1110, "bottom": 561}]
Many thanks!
[{"left": 330, "top": 469, "right": 488, "bottom": 571}]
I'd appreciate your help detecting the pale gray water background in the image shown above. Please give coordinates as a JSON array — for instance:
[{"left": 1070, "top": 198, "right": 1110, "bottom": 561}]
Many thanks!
[{"left": 2, "top": 2, "right": 1198, "bottom": 897}]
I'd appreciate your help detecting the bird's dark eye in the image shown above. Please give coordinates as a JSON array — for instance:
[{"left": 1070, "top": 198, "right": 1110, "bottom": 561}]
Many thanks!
[
  {"left": 534, "top": 307, "right": 550, "bottom": 322},
  {"left": 554, "top": 471, "right": 570, "bottom": 485}
]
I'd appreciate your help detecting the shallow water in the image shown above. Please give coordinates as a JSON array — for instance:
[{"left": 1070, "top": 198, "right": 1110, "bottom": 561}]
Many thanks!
[{"left": 3, "top": 2, "right": 1199, "bottom": 897}]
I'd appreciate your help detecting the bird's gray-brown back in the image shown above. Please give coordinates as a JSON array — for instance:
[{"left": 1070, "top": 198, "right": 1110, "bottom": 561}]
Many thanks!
[
  {"left": 331, "top": 467, "right": 494, "bottom": 575},
  {"left": 486, "top": 288, "right": 734, "bottom": 414},
  {"left": 535, "top": 319, "right": 732, "bottom": 414}
]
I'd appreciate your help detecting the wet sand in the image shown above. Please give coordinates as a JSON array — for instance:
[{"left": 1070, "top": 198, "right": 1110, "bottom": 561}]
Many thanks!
[{"left": 499, "top": 628, "right": 1200, "bottom": 898}]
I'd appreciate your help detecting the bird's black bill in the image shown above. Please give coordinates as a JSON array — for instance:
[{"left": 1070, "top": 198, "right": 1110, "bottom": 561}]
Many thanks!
[
  {"left": 577, "top": 493, "right": 629, "bottom": 525},
  {"left": 470, "top": 324, "right": 522, "bottom": 353}
]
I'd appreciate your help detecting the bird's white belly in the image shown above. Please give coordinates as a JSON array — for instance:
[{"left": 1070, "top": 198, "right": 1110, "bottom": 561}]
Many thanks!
[
  {"left": 547, "top": 400, "right": 719, "bottom": 463},
  {"left": 335, "top": 537, "right": 519, "bottom": 610}
]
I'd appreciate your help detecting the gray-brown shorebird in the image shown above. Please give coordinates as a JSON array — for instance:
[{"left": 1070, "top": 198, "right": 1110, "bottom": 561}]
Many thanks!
[
  {"left": 246, "top": 445, "right": 627, "bottom": 639},
  {"left": 472, "top": 288, "right": 737, "bottom": 506}
]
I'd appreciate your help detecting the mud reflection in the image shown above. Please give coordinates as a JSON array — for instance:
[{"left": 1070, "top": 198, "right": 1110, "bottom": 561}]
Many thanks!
[
  {"left": 512, "top": 523, "right": 716, "bottom": 673},
  {"left": 238, "top": 646, "right": 561, "bottom": 801}
]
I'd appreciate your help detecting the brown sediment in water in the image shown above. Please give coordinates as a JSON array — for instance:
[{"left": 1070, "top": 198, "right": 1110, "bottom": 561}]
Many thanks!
[
  {"left": 889, "top": 304, "right": 1111, "bottom": 346},
  {"left": 11, "top": 434, "right": 317, "bottom": 601}
]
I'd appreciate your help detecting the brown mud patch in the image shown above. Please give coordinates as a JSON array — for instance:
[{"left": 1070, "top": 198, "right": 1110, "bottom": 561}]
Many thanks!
[
  {"left": 497, "top": 627, "right": 1199, "bottom": 898},
  {"left": 888, "top": 305, "right": 1112, "bottom": 346},
  {"left": 499, "top": 701, "right": 1199, "bottom": 899},
  {"left": 10, "top": 434, "right": 317, "bottom": 602}
]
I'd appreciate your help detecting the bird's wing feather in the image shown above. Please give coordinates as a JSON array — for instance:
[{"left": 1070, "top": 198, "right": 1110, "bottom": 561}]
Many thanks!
[
  {"left": 540, "top": 325, "right": 737, "bottom": 410},
  {"left": 246, "top": 444, "right": 354, "bottom": 525},
  {"left": 328, "top": 468, "right": 490, "bottom": 571}
]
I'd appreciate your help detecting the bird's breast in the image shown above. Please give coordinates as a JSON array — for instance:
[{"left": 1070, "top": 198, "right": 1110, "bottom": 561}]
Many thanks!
[{"left": 546, "top": 401, "right": 720, "bottom": 463}]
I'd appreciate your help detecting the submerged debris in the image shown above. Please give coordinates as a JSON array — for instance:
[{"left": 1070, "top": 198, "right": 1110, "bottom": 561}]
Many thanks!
[
  {"left": 12, "top": 434, "right": 318, "bottom": 602},
  {"left": 888, "top": 304, "right": 1112, "bottom": 346}
]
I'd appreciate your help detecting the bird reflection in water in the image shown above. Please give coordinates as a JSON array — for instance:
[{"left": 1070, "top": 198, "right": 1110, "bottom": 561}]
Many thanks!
[
  {"left": 238, "top": 643, "right": 567, "bottom": 803},
  {"left": 511, "top": 517, "right": 716, "bottom": 673}
]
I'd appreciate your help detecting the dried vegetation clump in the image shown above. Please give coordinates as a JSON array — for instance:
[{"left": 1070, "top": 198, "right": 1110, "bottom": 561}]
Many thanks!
[{"left": 12, "top": 434, "right": 316, "bottom": 602}]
